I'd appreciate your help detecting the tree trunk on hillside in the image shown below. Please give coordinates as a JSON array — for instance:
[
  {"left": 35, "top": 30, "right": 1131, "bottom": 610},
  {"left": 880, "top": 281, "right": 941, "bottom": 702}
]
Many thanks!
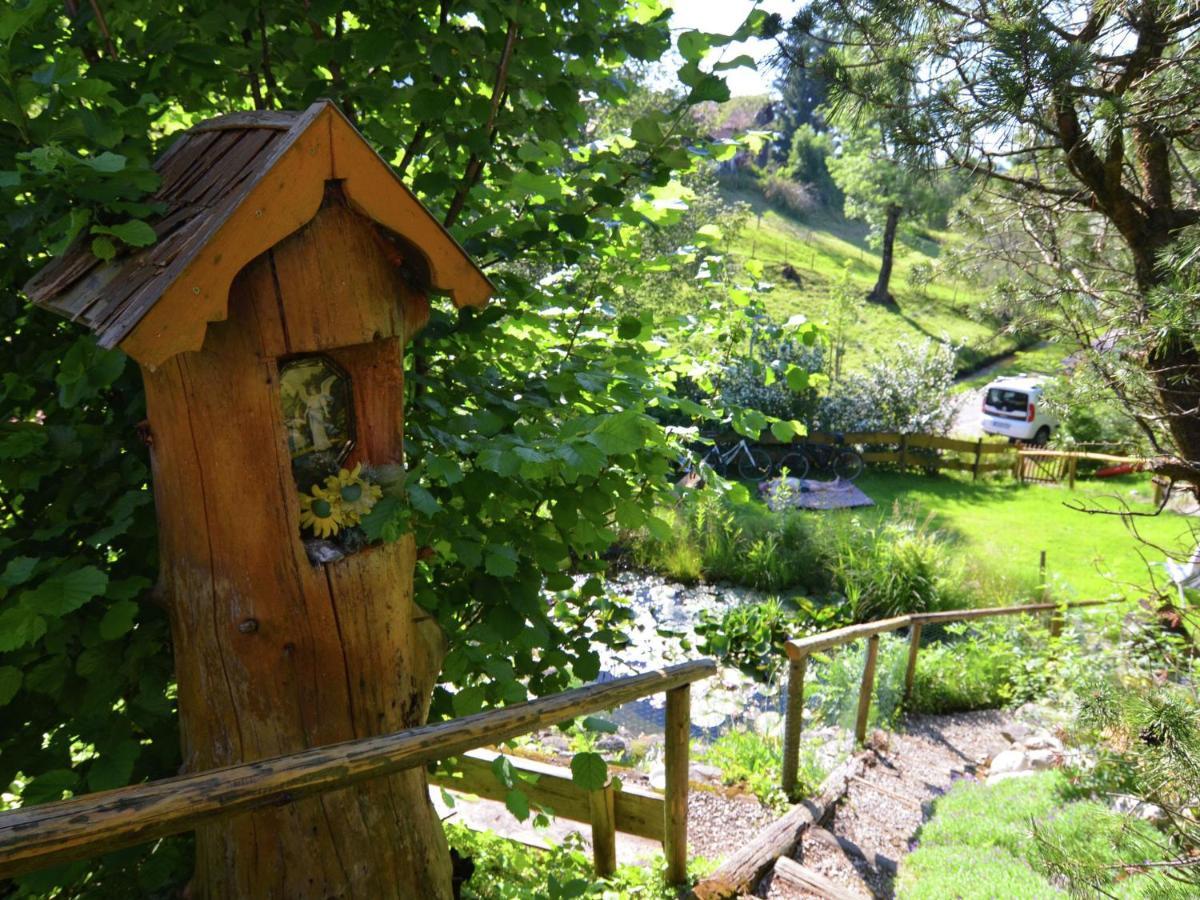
[{"left": 869, "top": 203, "right": 901, "bottom": 306}]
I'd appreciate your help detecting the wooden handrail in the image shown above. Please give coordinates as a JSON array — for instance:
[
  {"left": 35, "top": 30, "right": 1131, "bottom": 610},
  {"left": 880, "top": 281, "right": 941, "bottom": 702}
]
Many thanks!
[
  {"left": 779, "top": 598, "right": 1128, "bottom": 797},
  {"left": 0, "top": 660, "right": 716, "bottom": 880}
]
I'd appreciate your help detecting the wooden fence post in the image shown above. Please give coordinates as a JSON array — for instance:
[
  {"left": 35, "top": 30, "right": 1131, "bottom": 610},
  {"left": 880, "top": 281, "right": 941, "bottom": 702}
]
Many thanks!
[
  {"left": 1068, "top": 455, "right": 1077, "bottom": 490},
  {"left": 781, "top": 656, "right": 807, "bottom": 799},
  {"left": 588, "top": 783, "right": 617, "bottom": 877},
  {"left": 972, "top": 439, "right": 983, "bottom": 480},
  {"left": 903, "top": 623, "right": 922, "bottom": 704},
  {"left": 664, "top": 685, "right": 690, "bottom": 885},
  {"left": 855, "top": 636, "right": 880, "bottom": 745},
  {"left": 899, "top": 433, "right": 909, "bottom": 470}
]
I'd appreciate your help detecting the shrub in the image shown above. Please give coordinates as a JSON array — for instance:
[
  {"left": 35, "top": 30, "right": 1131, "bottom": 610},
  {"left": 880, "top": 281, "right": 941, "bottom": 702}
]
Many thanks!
[
  {"left": 822, "top": 509, "right": 961, "bottom": 621},
  {"left": 808, "top": 633, "right": 909, "bottom": 732},
  {"left": 815, "top": 339, "right": 958, "bottom": 435},
  {"left": 696, "top": 595, "right": 845, "bottom": 681},
  {"left": 898, "top": 846, "right": 1060, "bottom": 900},
  {"left": 761, "top": 173, "right": 821, "bottom": 217},
  {"left": 908, "top": 630, "right": 1020, "bottom": 714},
  {"left": 697, "top": 728, "right": 823, "bottom": 808},
  {"left": 715, "top": 319, "right": 825, "bottom": 423},
  {"left": 633, "top": 489, "right": 831, "bottom": 593}
]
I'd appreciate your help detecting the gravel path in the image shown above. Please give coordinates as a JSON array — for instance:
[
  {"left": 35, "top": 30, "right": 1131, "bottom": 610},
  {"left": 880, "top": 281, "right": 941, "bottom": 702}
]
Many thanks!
[{"left": 763, "top": 709, "right": 1036, "bottom": 899}]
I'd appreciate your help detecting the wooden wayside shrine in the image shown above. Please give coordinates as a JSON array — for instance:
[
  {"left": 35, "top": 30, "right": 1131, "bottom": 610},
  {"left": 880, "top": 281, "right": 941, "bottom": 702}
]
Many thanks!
[{"left": 23, "top": 101, "right": 496, "bottom": 898}]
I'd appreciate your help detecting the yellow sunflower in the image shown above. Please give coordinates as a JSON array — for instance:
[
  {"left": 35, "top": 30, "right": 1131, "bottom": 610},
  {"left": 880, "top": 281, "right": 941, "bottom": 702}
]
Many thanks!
[
  {"left": 323, "top": 464, "right": 382, "bottom": 525},
  {"left": 299, "top": 486, "right": 345, "bottom": 538}
]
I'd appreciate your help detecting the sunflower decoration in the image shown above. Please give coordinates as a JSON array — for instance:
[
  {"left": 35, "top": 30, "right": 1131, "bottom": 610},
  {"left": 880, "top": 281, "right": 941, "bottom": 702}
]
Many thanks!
[
  {"left": 323, "top": 463, "right": 382, "bottom": 525},
  {"left": 299, "top": 485, "right": 345, "bottom": 538}
]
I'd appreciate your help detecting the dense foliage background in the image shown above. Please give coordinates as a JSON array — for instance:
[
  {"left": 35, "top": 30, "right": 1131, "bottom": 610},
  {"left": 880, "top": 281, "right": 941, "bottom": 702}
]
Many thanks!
[{"left": 0, "top": 1, "right": 812, "bottom": 892}]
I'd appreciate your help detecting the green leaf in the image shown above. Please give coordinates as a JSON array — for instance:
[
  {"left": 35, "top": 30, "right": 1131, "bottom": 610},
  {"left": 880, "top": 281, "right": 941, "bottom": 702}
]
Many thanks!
[
  {"left": 80, "top": 151, "right": 126, "bottom": 173},
  {"left": 88, "top": 740, "right": 140, "bottom": 792},
  {"left": 91, "top": 236, "right": 115, "bottom": 260},
  {"left": 484, "top": 545, "right": 518, "bottom": 577},
  {"left": 617, "top": 316, "right": 642, "bottom": 340},
  {"left": 581, "top": 715, "right": 617, "bottom": 734},
  {"left": 99, "top": 600, "right": 138, "bottom": 640},
  {"left": 0, "top": 556, "right": 37, "bottom": 590},
  {"left": 0, "top": 606, "right": 45, "bottom": 651},
  {"left": 0, "top": 666, "right": 22, "bottom": 706},
  {"left": 505, "top": 788, "right": 530, "bottom": 822},
  {"left": 630, "top": 115, "right": 662, "bottom": 145},
  {"left": 570, "top": 752, "right": 608, "bottom": 791},
  {"left": 22, "top": 566, "right": 108, "bottom": 617},
  {"left": 687, "top": 73, "right": 731, "bottom": 104},
  {"left": 94, "top": 219, "right": 156, "bottom": 247},
  {"left": 589, "top": 410, "right": 647, "bottom": 455}
]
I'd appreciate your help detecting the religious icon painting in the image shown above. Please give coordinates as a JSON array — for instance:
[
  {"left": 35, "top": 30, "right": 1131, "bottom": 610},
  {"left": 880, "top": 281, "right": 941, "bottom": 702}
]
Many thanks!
[{"left": 278, "top": 355, "right": 354, "bottom": 488}]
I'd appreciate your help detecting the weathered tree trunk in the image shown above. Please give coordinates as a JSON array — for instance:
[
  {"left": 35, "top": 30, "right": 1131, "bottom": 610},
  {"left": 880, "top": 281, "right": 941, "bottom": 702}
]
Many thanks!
[
  {"left": 142, "top": 200, "right": 452, "bottom": 898},
  {"left": 869, "top": 203, "right": 901, "bottom": 306}
]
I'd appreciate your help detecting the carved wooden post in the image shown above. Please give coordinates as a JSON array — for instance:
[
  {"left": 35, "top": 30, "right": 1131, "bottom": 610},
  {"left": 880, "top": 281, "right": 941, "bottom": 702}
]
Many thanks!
[
  {"left": 664, "top": 685, "right": 691, "bottom": 884},
  {"left": 24, "top": 102, "right": 492, "bottom": 898},
  {"left": 781, "top": 655, "right": 807, "bottom": 798},
  {"left": 855, "top": 636, "right": 880, "bottom": 745}
]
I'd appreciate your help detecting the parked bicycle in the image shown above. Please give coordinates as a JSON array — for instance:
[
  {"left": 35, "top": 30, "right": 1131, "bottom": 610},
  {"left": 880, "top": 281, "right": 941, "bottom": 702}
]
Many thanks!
[
  {"left": 777, "top": 435, "right": 865, "bottom": 482},
  {"left": 677, "top": 438, "right": 772, "bottom": 481}
]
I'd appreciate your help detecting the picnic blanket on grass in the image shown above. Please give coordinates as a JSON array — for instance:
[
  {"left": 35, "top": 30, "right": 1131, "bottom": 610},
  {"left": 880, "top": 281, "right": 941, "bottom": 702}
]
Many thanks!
[{"left": 759, "top": 476, "right": 875, "bottom": 511}]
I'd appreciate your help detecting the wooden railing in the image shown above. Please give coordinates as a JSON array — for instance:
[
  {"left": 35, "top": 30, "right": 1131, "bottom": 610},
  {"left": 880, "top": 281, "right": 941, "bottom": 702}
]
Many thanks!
[
  {"left": 778, "top": 600, "right": 1124, "bottom": 797},
  {"left": 760, "top": 430, "right": 1015, "bottom": 479},
  {"left": 0, "top": 660, "right": 716, "bottom": 885},
  {"left": 1017, "top": 448, "right": 1144, "bottom": 488}
]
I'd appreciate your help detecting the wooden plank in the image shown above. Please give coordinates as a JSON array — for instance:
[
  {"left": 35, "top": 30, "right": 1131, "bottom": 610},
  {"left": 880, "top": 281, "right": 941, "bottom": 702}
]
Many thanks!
[
  {"left": 781, "top": 656, "right": 807, "bottom": 799},
  {"left": 976, "top": 442, "right": 1015, "bottom": 455},
  {"left": 1018, "top": 449, "right": 1143, "bottom": 464},
  {"left": 976, "top": 460, "right": 1015, "bottom": 473},
  {"left": 854, "top": 636, "right": 880, "bottom": 745},
  {"left": 0, "top": 660, "right": 714, "bottom": 879},
  {"left": 923, "top": 435, "right": 987, "bottom": 454},
  {"left": 769, "top": 857, "right": 865, "bottom": 900},
  {"left": 860, "top": 450, "right": 900, "bottom": 464},
  {"left": 689, "top": 752, "right": 869, "bottom": 899},
  {"left": 664, "top": 686, "right": 691, "bottom": 885},
  {"left": 786, "top": 615, "right": 913, "bottom": 658},
  {"left": 662, "top": 686, "right": 691, "bottom": 883},
  {"left": 430, "top": 750, "right": 664, "bottom": 842},
  {"left": 934, "top": 459, "right": 978, "bottom": 473},
  {"left": 903, "top": 623, "right": 922, "bottom": 703},
  {"left": 589, "top": 784, "right": 617, "bottom": 877}
]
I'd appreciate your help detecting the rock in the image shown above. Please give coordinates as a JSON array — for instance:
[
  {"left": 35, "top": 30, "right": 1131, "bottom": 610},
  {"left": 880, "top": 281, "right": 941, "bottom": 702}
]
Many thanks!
[
  {"left": 595, "top": 734, "right": 630, "bottom": 754},
  {"left": 1026, "top": 749, "right": 1058, "bottom": 770},
  {"left": 1024, "top": 731, "right": 1063, "bottom": 752},
  {"left": 989, "top": 749, "right": 1027, "bottom": 775},
  {"left": 1111, "top": 794, "right": 1167, "bottom": 825},
  {"left": 988, "top": 770, "right": 1039, "bottom": 785},
  {"left": 689, "top": 763, "right": 724, "bottom": 783},
  {"left": 1001, "top": 723, "right": 1031, "bottom": 744},
  {"left": 648, "top": 765, "right": 666, "bottom": 791}
]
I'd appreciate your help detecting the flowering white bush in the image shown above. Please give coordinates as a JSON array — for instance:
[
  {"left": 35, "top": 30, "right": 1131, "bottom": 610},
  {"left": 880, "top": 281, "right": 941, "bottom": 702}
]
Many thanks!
[
  {"left": 716, "top": 327, "right": 825, "bottom": 421},
  {"left": 815, "top": 340, "right": 958, "bottom": 435}
]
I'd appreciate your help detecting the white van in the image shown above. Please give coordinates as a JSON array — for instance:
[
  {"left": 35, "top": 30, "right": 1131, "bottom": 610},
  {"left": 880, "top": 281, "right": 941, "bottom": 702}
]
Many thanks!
[{"left": 980, "top": 375, "right": 1058, "bottom": 444}]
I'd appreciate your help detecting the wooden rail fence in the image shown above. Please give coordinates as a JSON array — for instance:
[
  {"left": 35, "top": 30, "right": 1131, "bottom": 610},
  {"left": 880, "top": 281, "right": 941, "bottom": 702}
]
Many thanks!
[
  {"left": 764, "top": 431, "right": 1147, "bottom": 486},
  {"left": 0, "top": 660, "right": 716, "bottom": 885},
  {"left": 779, "top": 599, "right": 1125, "bottom": 797}
]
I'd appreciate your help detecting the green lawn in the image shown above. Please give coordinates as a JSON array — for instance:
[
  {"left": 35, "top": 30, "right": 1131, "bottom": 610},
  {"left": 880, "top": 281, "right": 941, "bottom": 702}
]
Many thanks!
[
  {"left": 724, "top": 189, "right": 1019, "bottom": 373},
  {"left": 846, "top": 470, "right": 1196, "bottom": 601}
]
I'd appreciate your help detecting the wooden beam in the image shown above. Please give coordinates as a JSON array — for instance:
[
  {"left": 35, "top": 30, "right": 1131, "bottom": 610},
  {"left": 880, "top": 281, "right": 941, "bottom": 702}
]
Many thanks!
[
  {"left": 689, "top": 752, "right": 868, "bottom": 899},
  {"left": 589, "top": 783, "right": 617, "bottom": 877},
  {"left": 0, "top": 660, "right": 715, "bottom": 879},
  {"left": 769, "top": 857, "right": 864, "bottom": 900},
  {"left": 781, "top": 656, "right": 807, "bottom": 799},
  {"left": 786, "top": 616, "right": 913, "bottom": 658},
  {"left": 430, "top": 749, "right": 664, "bottom": 842},
  {"left": 903, "top": 623, "right": 922, "bottom": 704},
  {"left": 855, "top": 636, "right": 880, "bottom": 745},
  {"left": 664, "top": 685, "right": 691, "bottom": 885}
]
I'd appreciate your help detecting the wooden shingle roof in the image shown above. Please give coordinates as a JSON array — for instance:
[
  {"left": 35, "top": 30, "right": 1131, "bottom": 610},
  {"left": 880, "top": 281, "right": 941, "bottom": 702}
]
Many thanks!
[{"left": 25, "top": 101, "right": 492, "bottom": 369}]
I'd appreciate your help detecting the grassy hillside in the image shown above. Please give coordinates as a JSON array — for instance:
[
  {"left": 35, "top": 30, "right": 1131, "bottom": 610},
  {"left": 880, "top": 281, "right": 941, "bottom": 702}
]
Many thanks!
[{"left": 723, "top": 186, "right": 1024, "bottom": 374}]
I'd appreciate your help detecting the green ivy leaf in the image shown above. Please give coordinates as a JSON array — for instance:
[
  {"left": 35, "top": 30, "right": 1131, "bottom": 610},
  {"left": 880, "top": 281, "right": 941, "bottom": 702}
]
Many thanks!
[{"left": 570, "top": 752, "right": 608, "bottom": 791}]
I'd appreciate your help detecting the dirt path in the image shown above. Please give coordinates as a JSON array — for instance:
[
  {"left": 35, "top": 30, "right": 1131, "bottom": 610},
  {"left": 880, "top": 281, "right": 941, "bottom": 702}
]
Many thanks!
[{"left": 762, "top": 710, "right": 1032, "bottom": 899}]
